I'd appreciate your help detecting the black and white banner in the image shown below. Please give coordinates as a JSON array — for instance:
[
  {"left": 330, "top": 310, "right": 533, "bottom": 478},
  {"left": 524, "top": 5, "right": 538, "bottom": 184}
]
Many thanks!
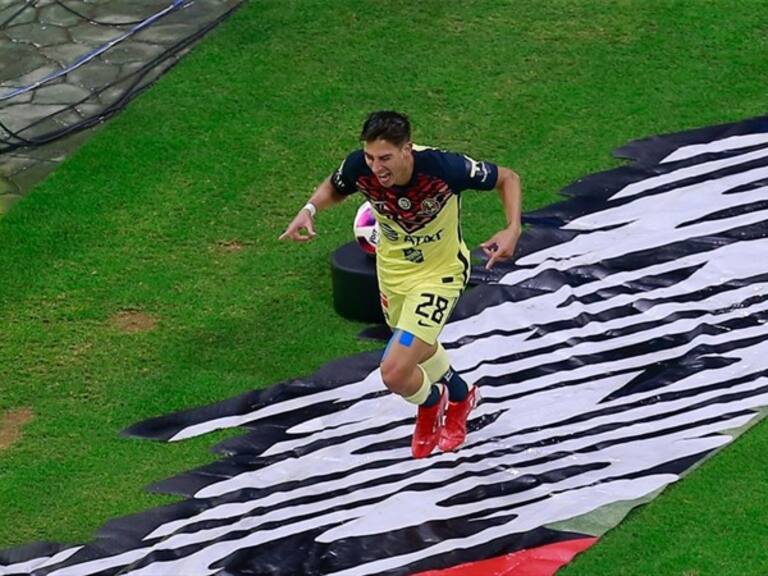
[{"left": 3, "top": 116, "right": 768, "bottom": 576}]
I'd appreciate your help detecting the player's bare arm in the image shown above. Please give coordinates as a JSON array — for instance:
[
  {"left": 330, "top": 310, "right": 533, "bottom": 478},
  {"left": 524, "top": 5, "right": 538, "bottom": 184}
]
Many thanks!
[
  {"left": 279, "top": 176, "right": 347, "bottom": 242},
  {"left": 481, "top": 167, "right": 522, "bottom": 269}
]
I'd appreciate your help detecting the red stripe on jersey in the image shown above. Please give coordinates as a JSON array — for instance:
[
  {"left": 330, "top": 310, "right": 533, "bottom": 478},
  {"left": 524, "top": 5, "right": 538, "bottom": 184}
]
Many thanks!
[{"left": 358, "top": 174, "right": 452, "bottom": 234}]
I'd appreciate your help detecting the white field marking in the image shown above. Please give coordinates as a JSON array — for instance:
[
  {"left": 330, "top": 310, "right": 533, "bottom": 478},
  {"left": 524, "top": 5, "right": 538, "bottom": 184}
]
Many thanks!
[
  {"left": 172, "top": 180, "right": 768, "bottom": 441},
  {"left": 168, "top": 369, "right": 384, "bottom": 441},
  {"left": 612, "top": 146, "right": 768, "bottom": 201},
  {"left": 444, "top": 235, "right": 768, "bottom": 344},
  {"left": 0, "top": 547, "right": 82, "bottom": 575},
  {"left": 506, "top": 193, "right": 768, "bottom": 284},
  {"left": 262, "top": 401, "right": 410, "bottom": 456},
  {"left": 661, "top": 133, "right": 768, "bottom": 164},
  {"left": 37, "top": 315, "right": 768, "bottom": 573},
  {"left": 570, "top": 172, "right": 768, "bottom": 230},
  {"left": 149, "top": 372, "right": 765, "bottom": 544},
  {"left": 451, "top": 273, "right": 768, "bottom": 369},
  {"left": 220, "top": 280, "right": 767, "bottom": 459},
  {"left": 106, "top": 414, "right": 750, "bottom": 576},
  {"left": 450, "top": 279, "right": 768, "bottom": 376},
  {"left": 321, "top": 475, "right": 677, "bottom": 576},
  {"left": 318, "top": 430, "right": 735, "bottom": 542},
  {"left": 191, "top": 369, "right": 637, "bottom": 499},
  {"left": 146, "top": 377, "right": 767, "bottom": 545},
  {"left": 285, "top": 390, "right": 404, "bottom": 437},
  {"left": 173, "top": 227, "right": 768, "bottom": 443},
  {"left": 219, "top": 325, "right": 768, "bottom": 500},
  {"left": 151, "top": 412, "right": 737, "bottom": 547},
  {"left": 459, "top": 295, "right": 768, "bottom": 386},
  {"left": 462, "top": 320, "right": 768, "bottom": 403}
]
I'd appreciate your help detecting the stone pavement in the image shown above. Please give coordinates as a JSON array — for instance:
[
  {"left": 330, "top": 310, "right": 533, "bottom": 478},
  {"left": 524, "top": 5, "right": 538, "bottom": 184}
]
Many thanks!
[{"left": 0, "top": 0, "right": 243, "bottom": 213}]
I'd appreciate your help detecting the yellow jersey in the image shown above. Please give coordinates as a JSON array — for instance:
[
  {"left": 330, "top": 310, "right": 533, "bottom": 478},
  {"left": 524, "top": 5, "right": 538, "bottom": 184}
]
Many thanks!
[{"left": 331, "top": 145, "right": 498, "bottom": 293}]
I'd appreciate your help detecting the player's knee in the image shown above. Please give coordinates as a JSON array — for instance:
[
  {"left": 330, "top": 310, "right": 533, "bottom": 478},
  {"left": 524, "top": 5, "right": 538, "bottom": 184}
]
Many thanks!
[{"left": 380, "top": 357, "right": 411, "bottom": 395}]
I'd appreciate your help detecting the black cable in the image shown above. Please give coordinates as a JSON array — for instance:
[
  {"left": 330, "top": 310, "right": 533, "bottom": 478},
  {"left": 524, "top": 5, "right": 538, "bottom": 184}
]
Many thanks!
[
  {"left": 0, "top": 1, "right": 226, "bottom": 147},
  {"left": 0, "top": 0, "right": 37, "bottom": 30},
  {"left": 52, "top": 0, "right": 169, "bottom": 28},
  {"left": 1, "top": 0, "right": 190, "bottom": 103},
  {"left": 0, "top": 1, "right": 245, "bottom": 154}
]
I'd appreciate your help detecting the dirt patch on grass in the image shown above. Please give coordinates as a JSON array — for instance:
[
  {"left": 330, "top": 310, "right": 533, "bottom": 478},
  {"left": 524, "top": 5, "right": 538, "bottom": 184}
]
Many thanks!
[
  {"left": 0, "top": 408, "right": 34, "bottom": 451},
  {"left": 216, "top": 239, "right": 244, "bottom": 253},
  {"left": 111, "top": 310, "right": 157, "bottom": 333}
]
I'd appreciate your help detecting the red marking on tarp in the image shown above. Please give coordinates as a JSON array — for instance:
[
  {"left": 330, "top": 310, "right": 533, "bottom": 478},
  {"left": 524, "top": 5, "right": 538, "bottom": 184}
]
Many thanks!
[{"left": 411, "top": 537, "right": 598, "bottom": 576}]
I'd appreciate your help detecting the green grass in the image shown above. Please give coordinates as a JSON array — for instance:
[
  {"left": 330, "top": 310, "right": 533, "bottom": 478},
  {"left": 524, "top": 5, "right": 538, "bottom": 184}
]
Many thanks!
[{"left": 1, "top": 0, "right": 767, "bottom": 573}]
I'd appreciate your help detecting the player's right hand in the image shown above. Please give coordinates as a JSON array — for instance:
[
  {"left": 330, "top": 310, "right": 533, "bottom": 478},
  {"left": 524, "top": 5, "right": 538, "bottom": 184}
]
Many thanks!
[{"left": 279, "top": 209, "right": 316, "bottom": 242}]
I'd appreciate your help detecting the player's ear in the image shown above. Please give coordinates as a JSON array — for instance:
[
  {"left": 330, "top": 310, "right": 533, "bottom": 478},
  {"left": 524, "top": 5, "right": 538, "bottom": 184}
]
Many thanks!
[{"left": 402, "top": 141, "right": 413, "bottom": 155}]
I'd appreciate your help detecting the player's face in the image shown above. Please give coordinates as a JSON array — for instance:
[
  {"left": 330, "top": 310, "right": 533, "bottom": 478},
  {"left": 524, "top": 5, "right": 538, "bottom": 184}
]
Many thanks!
[{"left": 363, "top": 139, "right": 413, "bottom": 187}]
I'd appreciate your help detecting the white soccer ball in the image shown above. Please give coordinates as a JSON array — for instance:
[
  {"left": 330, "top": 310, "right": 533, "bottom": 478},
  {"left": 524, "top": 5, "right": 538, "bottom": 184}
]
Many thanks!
[{"left": 353, "top": 201, "right": 379, "bottom": 256}]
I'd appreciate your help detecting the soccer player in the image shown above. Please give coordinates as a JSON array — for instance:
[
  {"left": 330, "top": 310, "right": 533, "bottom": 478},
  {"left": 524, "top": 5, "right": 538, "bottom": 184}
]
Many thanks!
[{"left": 280, "top": 111, "right": 521, "bottom": 458}]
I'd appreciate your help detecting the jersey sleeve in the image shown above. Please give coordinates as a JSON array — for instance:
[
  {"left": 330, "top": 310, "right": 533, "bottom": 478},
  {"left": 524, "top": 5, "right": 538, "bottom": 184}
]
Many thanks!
[
  {"left": 440, "top": 151, "right": 499, "bottom": 192},
  {"left": 330, "top": 150, "right": 365, "bottom": 196}
]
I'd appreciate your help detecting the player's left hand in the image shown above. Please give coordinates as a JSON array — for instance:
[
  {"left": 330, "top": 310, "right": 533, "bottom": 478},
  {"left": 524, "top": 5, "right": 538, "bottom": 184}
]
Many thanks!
[{"left": 480, "top": 225, "right": 521, "bottom": 270}]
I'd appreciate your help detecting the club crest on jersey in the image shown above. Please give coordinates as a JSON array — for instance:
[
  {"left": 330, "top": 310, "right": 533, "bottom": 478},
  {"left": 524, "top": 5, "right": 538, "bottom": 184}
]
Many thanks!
[
  {"left": 357, "top": 174, "right": 451, "bottom": 233},
  {"left": 420, "top": 198, "right": 440, "bottom": 216}
]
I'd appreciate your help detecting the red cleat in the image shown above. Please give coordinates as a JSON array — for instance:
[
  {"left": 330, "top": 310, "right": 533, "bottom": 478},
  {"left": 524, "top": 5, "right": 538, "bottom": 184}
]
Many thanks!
[
  {"left": 411, "top": 386, "right": 448, "bottom": 459},
  {"left": 438, "top": 386, "right": 479, "bottom": 453}
]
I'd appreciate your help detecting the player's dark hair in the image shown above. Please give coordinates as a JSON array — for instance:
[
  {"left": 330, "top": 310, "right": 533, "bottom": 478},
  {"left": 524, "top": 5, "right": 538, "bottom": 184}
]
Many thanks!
[{"left": 360, "top": 111, "right": 411, "bottom": 147}]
